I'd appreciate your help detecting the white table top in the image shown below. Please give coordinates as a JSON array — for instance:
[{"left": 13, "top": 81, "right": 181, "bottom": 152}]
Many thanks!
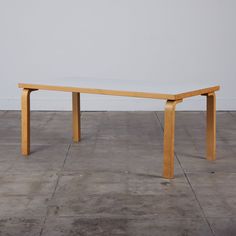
[{"left": 19, "top": 77, "right": 220, "bottom": 100}]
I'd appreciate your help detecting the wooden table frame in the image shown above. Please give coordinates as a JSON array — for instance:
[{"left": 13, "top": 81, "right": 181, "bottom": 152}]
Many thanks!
[{"left": 18, "top": 83, "right": 220, "bottom": 179}]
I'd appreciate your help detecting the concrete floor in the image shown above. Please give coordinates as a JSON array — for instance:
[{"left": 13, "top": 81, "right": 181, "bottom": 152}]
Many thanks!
[{"left": 0, "top": 111, "right": 236, "bottom": 236}]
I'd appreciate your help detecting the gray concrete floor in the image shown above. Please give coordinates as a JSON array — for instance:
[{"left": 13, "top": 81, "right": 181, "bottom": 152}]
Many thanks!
[{"left": 0, "top": 111, "right": 236, "bottom": 236}]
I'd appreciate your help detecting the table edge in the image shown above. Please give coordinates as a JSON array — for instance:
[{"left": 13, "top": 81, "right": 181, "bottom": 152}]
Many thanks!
[
  {"left": 18, "top": 83, "right": 220, "bottom": 100},
  {"left": 175, "top": 85, "right": 220, "bottom": 100}
]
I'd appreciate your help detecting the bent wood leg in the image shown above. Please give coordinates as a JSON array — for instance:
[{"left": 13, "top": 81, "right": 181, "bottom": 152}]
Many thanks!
[
  {"left": 72, "top": 92, "right": 81, "bottom": 142},
  {"left": 21, "top": 89, "right": 33, "bottom": 156},
  {"left": 163, "top": 99, "right": 182, "bottom": 179},
  {"left": 206, "top": 92, "right": 216, "bottom": 160}
]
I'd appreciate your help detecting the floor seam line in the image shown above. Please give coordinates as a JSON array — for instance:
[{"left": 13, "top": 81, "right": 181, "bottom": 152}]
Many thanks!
[
  {"left": 39, "top": 143, "right": 71, "bottom": 236},
  {"left": 154, "top": 111, "right": 215, "bottom": 236},
  {"left": 176, "top": 153, "right": 216, "bottom": 236},
  {"left": 51, "top": 143, "right": 71, "bottom": 199},
  {"left": 1, "top": 110, "right": 8, "bottom": 117},
  {"left": 229, "top": 111, "right": 235, "bottom": 118}
]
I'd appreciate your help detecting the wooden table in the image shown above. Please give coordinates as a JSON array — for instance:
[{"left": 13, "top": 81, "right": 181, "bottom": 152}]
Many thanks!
[{"left": 18, "top": 78, "right": 220, "bottom": 179}]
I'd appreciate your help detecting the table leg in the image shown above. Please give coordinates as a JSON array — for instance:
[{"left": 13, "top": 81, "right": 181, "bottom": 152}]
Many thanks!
[
  {"left": 163, "top": 100, "right": 182, "bottom": 179},
  {"left": 206, "top": 92, "right": 216, "bottom": 160},
  {"left": 21, "top": 89, "right": 32, "bottom": 156},
  {"left": 72, "top": 92, "right": 81, "bottom": 142}
]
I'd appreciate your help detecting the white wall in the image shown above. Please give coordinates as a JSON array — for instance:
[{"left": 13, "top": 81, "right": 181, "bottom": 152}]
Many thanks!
[{"left": 0, "top": 0, "right": 235, "bottom": 111}]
